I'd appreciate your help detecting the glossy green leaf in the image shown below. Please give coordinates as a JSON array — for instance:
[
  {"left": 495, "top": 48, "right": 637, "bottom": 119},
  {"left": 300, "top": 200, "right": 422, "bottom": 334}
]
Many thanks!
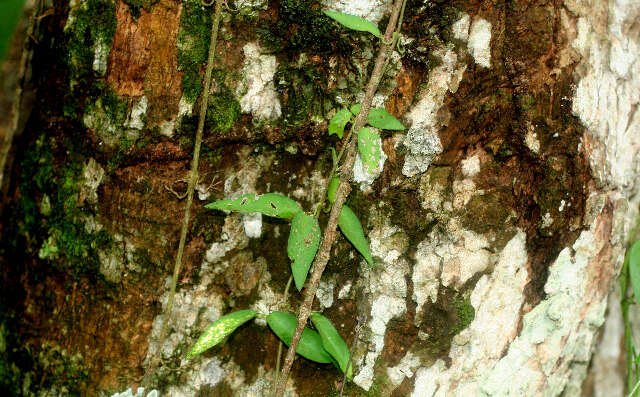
[
  {"left": 366, "top": 108, "right": 405, "bottom": 130},
  {"left": 357, "top": 127, "right": 381, "bottom": 176},
  {"left": 327, "top": 176, "right": 340, "bottom": 203},
  {"left": 186, "top": 310, "right": 256, "bottom": 359},
  {"left": 323, "top": 11, "right": 381, "bottom": 38},
  {"left": 329, "top": 109, "right": 352, "bottom": 139},
  {"left": 266, "top": 311, "right": 333, "bottom": 364},
  {"left": 310, "top": 313, "right": 352, "bottom": 378},
  {"left": 205, "top": 193, "right": 302, "bottom": 219},
  {"left": 339, "top": 205, "right": 374, "bottom": 266},
  {"left": 288, "top": 212, "right": 321, "bottom": 291},
  {"left": 629, "top": 241, "right": 640, "bottom": 303}
]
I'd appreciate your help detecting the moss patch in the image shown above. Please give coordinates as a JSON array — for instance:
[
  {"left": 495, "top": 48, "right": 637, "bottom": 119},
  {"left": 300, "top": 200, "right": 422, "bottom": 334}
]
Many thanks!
[
  {"left": 17, "top": 134, "right": 112, "bottom": 278},
  {"left": 64, "top": 0, "right": 117, "bottom": 114},
  {"left": 177, "top": 0, "right": 214, "bottom": 103}
]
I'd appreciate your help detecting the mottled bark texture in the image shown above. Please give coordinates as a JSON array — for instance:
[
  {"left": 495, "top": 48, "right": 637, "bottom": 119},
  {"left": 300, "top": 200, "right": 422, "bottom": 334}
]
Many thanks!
[{"left": 0, "top": 0, "right": 637, "bottom": 396}]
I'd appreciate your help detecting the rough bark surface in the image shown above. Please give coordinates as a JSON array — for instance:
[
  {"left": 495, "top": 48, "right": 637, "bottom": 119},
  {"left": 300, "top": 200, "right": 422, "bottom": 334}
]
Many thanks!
[{"left": 0, "top": 0, "right": 638, "bottom": 396}]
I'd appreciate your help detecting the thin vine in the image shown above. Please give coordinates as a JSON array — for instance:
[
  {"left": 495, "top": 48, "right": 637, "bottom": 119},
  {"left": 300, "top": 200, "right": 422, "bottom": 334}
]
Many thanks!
[{"left": 143, "top": 0, "right": 223, "bottom": 386}]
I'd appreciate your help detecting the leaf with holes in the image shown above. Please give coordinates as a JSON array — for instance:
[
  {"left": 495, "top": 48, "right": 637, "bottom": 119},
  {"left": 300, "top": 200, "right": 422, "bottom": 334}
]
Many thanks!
[
  {"left": 327, "top": 176, "right": 340, "bottom": 203},
  {"left": 357, "top": 127, "right": 381, "bottom": 176},
  {"left": 205, "top": 193, "right": 302, "bottom": 219},
  {"left": 366, "top": 108, "right": 405, "bottom": 130},
  {"left": 186, "top": 310, "right": 256, "bottom": 359},
  {"left": 288, "top": 212, "right": 321, "bottom": 291},
  {"left": 339, "top": 205, "right": 374, "bottom": 266},
  {"left": 329, "top": 109, "right": 352, "bottom": 139},
  {"left": 266, "top": 311, "right": 333, "bottom": 364},
  {"left": 323, "top": 11, "right": 381, "bottom": 38},
  {"left": 629, "top": 241, "right": 640, "bottom": 303},
  {"left": 310, "top": 313, "right": 352, "bottom": 378}
]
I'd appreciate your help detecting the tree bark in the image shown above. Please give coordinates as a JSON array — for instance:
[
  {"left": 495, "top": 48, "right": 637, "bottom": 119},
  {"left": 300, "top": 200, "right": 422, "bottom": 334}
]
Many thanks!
[{"left": 0, "top": 0, "right": 638, "bottom": 396}]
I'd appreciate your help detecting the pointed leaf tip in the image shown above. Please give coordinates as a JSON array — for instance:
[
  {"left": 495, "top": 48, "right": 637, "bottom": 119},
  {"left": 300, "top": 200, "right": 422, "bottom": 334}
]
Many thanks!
[
  {"left": 288, "top": 213, "right": 321, "bottom": 291},
  {"left": 338, "top": 205, "right": 374, "bottom": 266},
  {"left": 323, "top": 11, "right": 382, "bottom": 38},
  {"left": 186, "top": 310, "right": 256, "bottom": 359}
]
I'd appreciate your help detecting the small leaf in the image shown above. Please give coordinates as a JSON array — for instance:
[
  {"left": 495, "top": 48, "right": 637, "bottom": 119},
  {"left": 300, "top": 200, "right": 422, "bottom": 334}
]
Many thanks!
[
  {"left": 327, "top": 176, "right": 340, "bottom": 204},
  {"left": 323, "top": 11, "right": 381, "bottom": 38},
  {"left": 187, "top": 310, "right": 256, "bottom": 359},
  {"left": 288, "top": 213, "right": 321, "bottom": 291},
  {"left": 357, "top": 127, "right": 381, "bottom": 176},
  {"left": 629, "top": 241, "right": 640, "bottom": 303},
  {"left": 349, "top": 104, "right": 405, "bottom": 130},
  {"left": 267, "top": 311, "right": 333, "bottom": 364},
  {"left": 310, "top": 313, "right": 352, "bottom": 378},
  {"left": 205, "top": 193, "right": 302, "bottom": 219},
  {"left": 329, "top": 109, "right": 352, "bottom": 139},
  {"left": 339, "top": 205, "right": 374, "bottom": 266},
  {"left": 366, "top": 108, "right": 405, "bottom": 130}
]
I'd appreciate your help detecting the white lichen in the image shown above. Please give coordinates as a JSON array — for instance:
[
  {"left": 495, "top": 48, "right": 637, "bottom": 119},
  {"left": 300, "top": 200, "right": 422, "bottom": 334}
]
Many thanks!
[
  {"left": 242, "top": 212, "right": 263, "bottom": 238},
  {"left": 354, "top": 220, "right": 410, "bottom": 390},
  {"left": 238, "top": 42, "right": 282, "bottom": 121},
  {"left": 316, "top": 279, "right": 335, "bottom": 309},
  {"left": 410, "top": 231, "right": 529, "bottom": 396},
  {"left": 467, "top": 18, "right": 492, "bottom": 68},
  {"left": 567, "top": 0, "right": 640, "bottom": 189},
  {"left": 92, "top": 36, "right": 109, "bottom": 76},
  {"left": 82, "top": 158, "right": 105, "bottom": 205},
  {"left": 125, "top": 96, "right": 148, "bottom": 130},
  {"left": 387, "top": 351, "right": 421, "bottom": 386},
  {"left": 353, "top": 130, "right": 387, "bottom": 189},
  {"left": 403, "top": 48, "right": 466, "bottom": 177},
  {"left": 460, "top": 154, "right": 480, "bottom": 178}
]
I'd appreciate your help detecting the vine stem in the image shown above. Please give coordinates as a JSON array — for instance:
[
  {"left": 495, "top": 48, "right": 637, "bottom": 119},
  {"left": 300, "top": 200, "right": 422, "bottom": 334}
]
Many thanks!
[
  {"left": 273, "top": 1, "right": 406, "bottom": 394},
  {"left": 144, "top": 0, "right": 223, "bottom": 385}
]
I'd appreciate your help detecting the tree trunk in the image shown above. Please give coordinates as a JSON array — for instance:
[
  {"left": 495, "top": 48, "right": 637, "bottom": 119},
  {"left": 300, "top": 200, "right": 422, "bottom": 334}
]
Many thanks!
[{"left": 0, "top": 0, "right": 638, "bottom": 396}]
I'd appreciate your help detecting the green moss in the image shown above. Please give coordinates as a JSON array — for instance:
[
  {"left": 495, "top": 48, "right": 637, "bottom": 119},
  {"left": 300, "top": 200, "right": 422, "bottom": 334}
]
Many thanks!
[
  {"left": 462, "top": 189, "right": 513, "bottom": 234},
  {"left": 452, "top": 295, "right": 475, "bottom": 335},
  {"left": 259, "top": 0, "right": 352, "bottom": 57},
  {"left": 18, "top": 134, "right": 113, "bottom": 278},
  {"left": 65, "top": 0, "right": 117, "bottom": 87},
  {"left": 177, "top": 0, "right": 214, "bottom": 102},
  {"left": 206, "top": 91, "right": 242, "bottom": 132}
]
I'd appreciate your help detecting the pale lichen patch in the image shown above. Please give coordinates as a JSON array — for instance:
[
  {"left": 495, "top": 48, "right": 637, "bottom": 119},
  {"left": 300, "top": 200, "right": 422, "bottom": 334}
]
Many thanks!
[
  {"left": 467, "top": 18, "right": 492, "bottom": 68},
  {"left": 238, "top": 42, "right": 282, "bottom": 121},
  {"left": 403, "top": 48, "right": 466, "bottom": 177}
]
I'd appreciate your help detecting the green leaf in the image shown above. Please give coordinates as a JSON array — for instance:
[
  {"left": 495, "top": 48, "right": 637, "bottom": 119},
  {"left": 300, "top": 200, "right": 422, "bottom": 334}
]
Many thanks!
[
  {"left": 288, "top": 212, "right": 321, "bottom": 291},
  {"left": 323, "top": 11, "right": 381, "bottom": 38},
  {"left": 366, "top": 108, "right": 405, "bottom": 130},
  {"left": 310, "top": 313, "right": 352, "bottom": 378},
  {"left": 339, "top": 205, "right": 374, "bottom": 266},
  {"left": 205, "top": 193, "right": 302, "bottom": 219},
  {"left": 357, "top": 127, "right": 381, "bottom": 176},
  {"left": 327, "top": 176, "right": 340, "bottom": 204},
  {"left": 350, "top": 104, "right": 405, "bottom": 130},
  {"left": 629, "top": 241, "right": 640, "bottom": 303},
  {"left": 266, "top": 311, "right": 333, "bottom": 364},
  {"left": 186, "top": 310, "right": 256, "bottom": 359},
  {"left": 329, "top": 109, "right": 352, "bottom": 139}
]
